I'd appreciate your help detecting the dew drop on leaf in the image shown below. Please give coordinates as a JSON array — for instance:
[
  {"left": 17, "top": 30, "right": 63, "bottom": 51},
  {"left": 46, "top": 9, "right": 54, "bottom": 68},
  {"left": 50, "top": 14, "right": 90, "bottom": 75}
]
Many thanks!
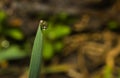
[{"left": 39, "top": 20, "right": 47, "bottom": 30}]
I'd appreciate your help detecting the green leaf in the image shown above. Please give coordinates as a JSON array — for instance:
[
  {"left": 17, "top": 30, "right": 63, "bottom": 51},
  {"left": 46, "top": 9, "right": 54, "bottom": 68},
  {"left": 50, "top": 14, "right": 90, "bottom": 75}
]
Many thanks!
[
  {"left": 43, "top": 41, "right": 54, "bottom": 60},
  {"left": 54, "top": 41, "right": 63, "bottom": 52},
  {"left": 6, "top": 29, "right": 24, "bottom": 40},
  {"left": 28, "top": 23, "right": 43, "bottom": 78},
  {"left": 0, "top": 45, "right": 27, "bottom": 61},
  {"left": 48, "top": 25, "right": 71, "bottom": 40}
]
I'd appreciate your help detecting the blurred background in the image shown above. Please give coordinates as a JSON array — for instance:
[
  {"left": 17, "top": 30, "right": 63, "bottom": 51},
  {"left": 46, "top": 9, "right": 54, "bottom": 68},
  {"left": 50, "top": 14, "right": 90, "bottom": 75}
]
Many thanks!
[{"left": 0, "top": 0, "right": 120, "bottom": 78}]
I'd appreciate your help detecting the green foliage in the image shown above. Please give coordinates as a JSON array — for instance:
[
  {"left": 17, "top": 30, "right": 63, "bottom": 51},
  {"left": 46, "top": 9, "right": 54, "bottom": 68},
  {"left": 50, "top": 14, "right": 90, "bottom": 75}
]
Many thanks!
[
  {"left": 0, "top": 11, "right": 27, "bottom": 62},
  {"left": 5, "top": 29, "right": 24, "bottom": 40},
  {"left": 48, "top": 24, "right": 71, "bottom": 40},
  {"left": 38, "top": 13, "right": 72, "bottom": 60},
  {"left": 43, "top": 41, "right": 54, "bottom": 60},
  {"left": 0, "top": 10, "right": 24, "bottom": 41},
  {"left": 0, "top": 12, "right": 72, "bottom": 61},
  {"left": 42, "top": 20, "right": 71, "bottom": 60},
  {"left": 54, "top": 41, "right": 63, "bottom": 52},
  {"left": 0, "top": 45, "right": 27, "bottom": 62}
]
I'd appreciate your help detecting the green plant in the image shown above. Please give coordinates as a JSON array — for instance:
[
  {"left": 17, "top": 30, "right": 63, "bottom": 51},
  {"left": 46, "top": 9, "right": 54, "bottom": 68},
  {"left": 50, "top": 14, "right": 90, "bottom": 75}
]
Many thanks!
[
  {"left": 0, "top": 10, "right": 24, "bottom": 41},
  {"left": 0, "top": 45, "right": 27, "bottom": 61},
  {"left": 26, "top": 13, "right": 73, "bottom": 60},
  {"left": 42, "top": 22, "right": 71, "bottom": 60},
  {"left": 5, "top": 29, "right": 24, "bottom": 40},
  {"left": 28, "top": 20, "right": 47, "bottom": 78},
  {"left": 43, "top": 23, "right": 71, "bottom": 59}
]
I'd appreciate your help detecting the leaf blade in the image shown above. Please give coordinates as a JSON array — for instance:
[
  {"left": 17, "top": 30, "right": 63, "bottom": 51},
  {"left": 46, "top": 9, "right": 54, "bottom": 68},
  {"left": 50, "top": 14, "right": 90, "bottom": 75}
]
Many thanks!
[{"left": 28, "top": 24, "right": 43, "bottom": 78}]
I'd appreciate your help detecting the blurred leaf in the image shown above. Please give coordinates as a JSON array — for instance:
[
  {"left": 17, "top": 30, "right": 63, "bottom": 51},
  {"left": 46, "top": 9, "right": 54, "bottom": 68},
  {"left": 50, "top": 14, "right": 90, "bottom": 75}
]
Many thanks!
[
  {"left": 48, "top": 25, "right": 71, "bottom": 40},
  {"left": 54, "top": 41, "right": 63, "bottom": 52},
  {"left": 0, "top": 45, "right": 27, "bottom": 61},
  {"left": 0, "top": 11, "right": 6, "bottom": 22},
  {"left": 43, "top": 41, "right": 54, "bottom": 60},
  {"left": 6, "top": 29, "right": 24, "bottom": 40}
]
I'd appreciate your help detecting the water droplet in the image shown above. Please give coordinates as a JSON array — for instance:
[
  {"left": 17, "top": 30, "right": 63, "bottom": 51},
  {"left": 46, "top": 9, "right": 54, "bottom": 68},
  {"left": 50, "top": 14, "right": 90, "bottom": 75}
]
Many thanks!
[{"left": 39, "top": 20, "right": 47, "bottom": 30}]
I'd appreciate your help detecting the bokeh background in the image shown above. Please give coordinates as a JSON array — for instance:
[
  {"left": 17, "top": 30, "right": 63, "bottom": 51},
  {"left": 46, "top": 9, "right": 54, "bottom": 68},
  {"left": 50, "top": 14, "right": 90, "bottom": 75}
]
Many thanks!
[{"left": 0, "top": 0, "right": 120, "bottom": 78}]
